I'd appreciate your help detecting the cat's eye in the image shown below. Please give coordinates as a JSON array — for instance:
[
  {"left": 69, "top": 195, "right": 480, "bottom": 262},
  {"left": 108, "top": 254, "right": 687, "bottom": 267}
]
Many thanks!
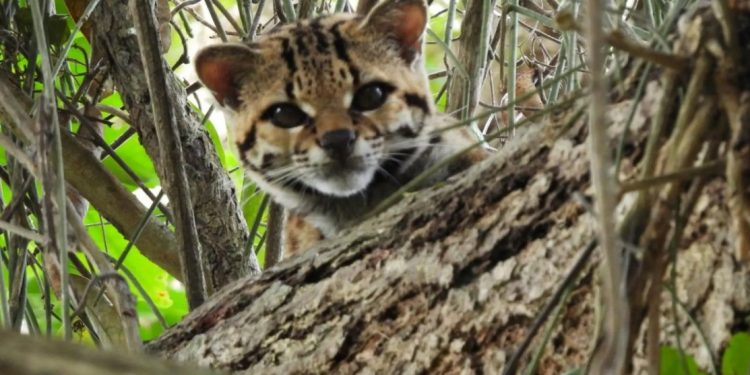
[
  {"left": 263, "top": 103, "right": 309, "bottom": 128},
  {"left": 351, "top": 82, "right": 394, "bottom": 112}
]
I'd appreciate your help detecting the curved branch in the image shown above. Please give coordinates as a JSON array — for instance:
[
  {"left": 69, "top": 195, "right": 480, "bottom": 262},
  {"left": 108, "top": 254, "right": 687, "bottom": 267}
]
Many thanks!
[
  {"left": 0, "top": 72, "right": 183, "bottom": 280},
  {"left": 0, "top": 331, "right": 219, "bottom": 375},
  {"left": 92, "top": 0, "right": 260, "bottom": 293}
]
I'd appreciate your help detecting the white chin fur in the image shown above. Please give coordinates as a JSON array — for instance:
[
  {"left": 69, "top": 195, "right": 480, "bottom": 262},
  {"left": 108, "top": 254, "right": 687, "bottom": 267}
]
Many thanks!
[
  {"left": 305, "top": 166, "right": 377, "bottom": 197},
  {"left": 300, "top": 140, "right": 379, "bottom": 197}
]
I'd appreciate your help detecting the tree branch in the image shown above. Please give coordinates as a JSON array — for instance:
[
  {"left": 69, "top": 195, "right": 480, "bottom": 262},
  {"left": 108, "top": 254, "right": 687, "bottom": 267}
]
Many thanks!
[
  {"left": 584, "top": 0, "right": 628, "bottom": 373},
  {"left": 147, "top": 119, "right": 601, "bottom": 371},
  {"left": 0, "top": 72, "right": 183, "bottom": 281},
  {"left": 129, "top": 0, "right": 207, "bottom": 308},
  {"left": 92, "top": 0, "right": 260, "bottom": 293},
  {"left": 446, "top": 0, "right": 497, "bottom": 120},
  {"left": 0, "top": 331, "right": 219, "bottom": 375}
]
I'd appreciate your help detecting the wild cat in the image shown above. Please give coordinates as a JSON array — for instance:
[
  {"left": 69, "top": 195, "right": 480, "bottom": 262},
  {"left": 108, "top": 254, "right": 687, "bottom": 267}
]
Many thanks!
[{"left": 195, "top": 0, "right": 485, "bottom": 257}]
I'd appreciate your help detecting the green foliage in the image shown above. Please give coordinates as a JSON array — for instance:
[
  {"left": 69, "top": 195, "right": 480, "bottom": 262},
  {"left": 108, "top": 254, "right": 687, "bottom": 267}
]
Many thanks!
[
  {"left": 660, "top": 346, "right": 708, "bottom": 375},
  {"left": 722, "top": 333, "right": 750, "bottom": 375},
  {"left": 83, "top": 208, "right": 186, "bottom": 340},
  {"left": 658, "top": 334, "right": 750, "bottom": 375},
  {"left": 101, "top": 125, "right": 160, "bottom": 190},
  {"left": 13, "top": 7, "right": 70, "bottom": 49}
]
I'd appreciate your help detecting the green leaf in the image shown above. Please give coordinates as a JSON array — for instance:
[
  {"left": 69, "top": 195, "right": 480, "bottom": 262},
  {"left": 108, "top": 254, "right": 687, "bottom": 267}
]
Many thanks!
[
  {"left": 83, "top": 208, "right": 187, "bottom": 340},
  {"left": 660, "top": 346, "right": 707, "bottom": 375},
  {"left": 722, "top": 333, "right": 750, "bottom": 375},
  {"left": 101, "top": 124, "right": 159, "bottom": 190},
  {"left": 203, "top": 111, "right": 226, "bottom": 167},
  {"left": 426, "top": 29, "right": 468, "bottom": 78},
  {"left": 46, "top": 14, "right": 71, "bottom": 48},
  {"left": 14, "top": 8, "right": 70, "bottom": 49}
]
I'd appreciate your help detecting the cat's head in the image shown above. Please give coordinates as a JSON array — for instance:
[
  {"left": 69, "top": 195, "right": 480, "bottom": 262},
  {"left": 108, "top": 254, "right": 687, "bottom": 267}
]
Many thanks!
[{"left": 195, "top": 0, "right": 435, "bottom": 200}]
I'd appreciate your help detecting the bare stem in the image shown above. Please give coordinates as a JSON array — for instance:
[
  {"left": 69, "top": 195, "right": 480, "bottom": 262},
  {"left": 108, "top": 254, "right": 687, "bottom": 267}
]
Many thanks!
[
  {"left": 30, "top": 0, "right": 72, "bottom": 341},
  {"left": 584, "top": 0, "right": 628, "bottom": 373},
  {"left": 203, "top": 0, "right": 228, "bottom": 41},
  {"left": 129, "top": 0, "right": 207, "bottom": 308},
  {"left": 65, "top": 202, "right": 142, "bottom": 351},
  {"left": 264, "top": 202, "right": 285, "bottom": 268}
]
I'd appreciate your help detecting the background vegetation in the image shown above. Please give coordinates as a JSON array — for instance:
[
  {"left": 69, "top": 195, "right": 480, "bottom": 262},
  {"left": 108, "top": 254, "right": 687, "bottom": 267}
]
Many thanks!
[{"left": 0, "top": 0, "right": 749, "bottom": 373}]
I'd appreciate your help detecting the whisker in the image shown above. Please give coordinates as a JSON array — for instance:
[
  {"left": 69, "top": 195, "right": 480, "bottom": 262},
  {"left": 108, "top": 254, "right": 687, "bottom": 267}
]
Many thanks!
[
  {"left": 385, "top": 141, "right": 452, "bottom": 152},
  {"left": 375, "top": 165, "right": 402, "bottom": 186}
]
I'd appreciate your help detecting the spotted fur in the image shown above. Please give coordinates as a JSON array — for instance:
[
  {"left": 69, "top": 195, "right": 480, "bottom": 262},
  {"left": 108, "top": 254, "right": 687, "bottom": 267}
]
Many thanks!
[{"left": 195, "top": 0, "right": 485, "bottom": 258}]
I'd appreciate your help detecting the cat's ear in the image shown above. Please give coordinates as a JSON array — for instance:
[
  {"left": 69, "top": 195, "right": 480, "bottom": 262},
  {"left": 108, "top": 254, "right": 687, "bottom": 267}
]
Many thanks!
[
  {"left": 194, "top": 43, "right": 257, "bottom": 108},
  {"left": 360, "top": 0, "right": 428, "bottom": 62}
]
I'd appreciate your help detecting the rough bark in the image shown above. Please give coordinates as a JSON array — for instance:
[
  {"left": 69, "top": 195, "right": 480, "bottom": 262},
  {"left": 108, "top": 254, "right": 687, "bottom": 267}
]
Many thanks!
[
  {"left": 2, "top": 91, "right": 744, "bottom": 375},
  {"left": 145, "top": 115, "right": 593, "bottom": 373},
  {"left": 91, "top": 0, "right": 260, "bottom": 293},
  {"left": 141, "top": 89, "right": 749, "bottom": 374}
]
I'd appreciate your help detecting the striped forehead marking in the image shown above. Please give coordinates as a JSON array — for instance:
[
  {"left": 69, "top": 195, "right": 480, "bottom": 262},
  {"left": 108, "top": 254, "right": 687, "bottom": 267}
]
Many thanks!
[{"left": 276, "top": 20, "right": 360, "bottom": 92}]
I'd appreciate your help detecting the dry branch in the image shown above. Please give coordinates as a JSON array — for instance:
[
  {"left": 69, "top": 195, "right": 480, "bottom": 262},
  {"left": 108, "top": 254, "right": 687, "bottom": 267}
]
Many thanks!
[
  {"left": 584, "top": 0, "right": 628, "bottom": 373},
  {"left": 0, "top": 72, "right": 183, "bottom": 280},
  {"left": 129, "top": 0, "right": 207, "bottom": 308},
  {"left": 92, "top": 0, "right": 261, "bottom": 293},
  {"left": 0, "top": 331, "right": 218, "bottom": 375},
  {"left": 446, "top": 0, "right": 497, "bottom": 119}
]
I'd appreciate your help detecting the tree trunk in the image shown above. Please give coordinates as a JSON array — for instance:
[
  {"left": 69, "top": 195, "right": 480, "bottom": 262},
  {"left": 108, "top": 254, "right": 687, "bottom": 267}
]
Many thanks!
[
  {"left": 143, "top": 96, "right": 749, "bottom": 373},
  {"left": 91, "top": 0, "right": 260, "bottom": 293}
]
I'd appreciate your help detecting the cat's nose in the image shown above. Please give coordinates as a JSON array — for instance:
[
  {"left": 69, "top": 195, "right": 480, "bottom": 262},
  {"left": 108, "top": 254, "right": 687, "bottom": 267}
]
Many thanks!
[{"left": 320, "top": 129, "right": 356, "bottom": 162}]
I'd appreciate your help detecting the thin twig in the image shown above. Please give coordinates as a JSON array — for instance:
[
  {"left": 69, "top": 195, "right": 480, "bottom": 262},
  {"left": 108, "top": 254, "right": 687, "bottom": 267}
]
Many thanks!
[
  {"left": 0, "top": 78, "right": 35, "bottom": 143},
  {"left": 0, "top": 220, "right": 47, "bottom": 244},
  {"left": 204, "top": 0, "right": 229, "bottom": 41},
  {"left": 211, "top": 0, "right": 244, "bottom": 36},
  {"left": 112, "top": 190, "right": 165, "bottom": 271},
  {"left": 584, "top": 0, "right": 628, "bottom": 373},
  {"left": 172, "top": 0, "right": 202, "bottom": 16},
  {"left": 50, "top": 0, "right": 103, "bottom": 78},
  {"left": 58, "top": 94, "right": 173, "bottom": 222},
  {"left": 95, "top": 104, "right": 132, "bottom": 123},
  {"left": 72, "top": 271, "right": 125, "bottom": 318},
  {"left": 0, "top": 245, "right": 11, "bottom": 328},
  {"left": 248, "top": 0, "right": 267, "bottom": 40},
  {"left": 0, "top": 134, "right": 38, "bottom": 176},
  {"left": 558, "top": 16, "right": 689, "bottom": 71},
  {"left": 662, "top": 141, "right": 717, "bottom": 375},
  {"left": 280, "top": 0, "right": 297, "bottom": 21},
  {"left": 30, "top": 0, "right": 72, "bottom": 342},
  {"left": 444, "top": 0, "right": 457, "bottom": 45},
  {"left": 116, "top": 262, "right": 169, "bottom": 330},
  {"left": 66, "top": 200, "right": 142, "bottom": 351},
  {"left": 246, "top": 193, "right": 270, "bottom": 257},
  {"left": 619, "top": 160, "right": 725, "bottom": 195},
  {"left": 507, "top": 0, "right": 519, "bottom": 132},
  {"left": 264, "top": 201, "right": 285, "bottom": 268}
]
